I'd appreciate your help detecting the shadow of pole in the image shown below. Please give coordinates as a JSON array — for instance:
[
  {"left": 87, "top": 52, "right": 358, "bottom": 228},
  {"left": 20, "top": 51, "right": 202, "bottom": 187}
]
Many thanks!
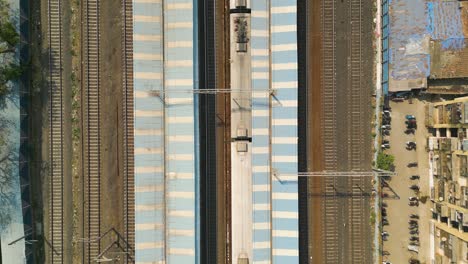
[{"left": 381, "top": 179, "right": 400, "bottom": 199}]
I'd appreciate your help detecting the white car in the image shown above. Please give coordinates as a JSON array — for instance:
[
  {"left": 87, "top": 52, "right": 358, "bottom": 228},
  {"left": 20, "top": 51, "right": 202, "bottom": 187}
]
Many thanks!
[{"left": 408, "top": 245, "right": 419, "bottom": 253}]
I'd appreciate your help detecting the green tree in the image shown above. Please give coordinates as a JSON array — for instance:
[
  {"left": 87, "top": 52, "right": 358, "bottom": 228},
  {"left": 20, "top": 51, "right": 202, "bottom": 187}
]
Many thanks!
[
  {"left": 376, "top": 152, "right": 395, "bottom": 171},
  {"left": 0, "top": 0, "right": 20, "bottom": 231},
  {"left": 0, "top": 116, "right": 17, "bottom": 231},
  {"left": 0, "top": 0, "right": 21, "bottom": 107}
]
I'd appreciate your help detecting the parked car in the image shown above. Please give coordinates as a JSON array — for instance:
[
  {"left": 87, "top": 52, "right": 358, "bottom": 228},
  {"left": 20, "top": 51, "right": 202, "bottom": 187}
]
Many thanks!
[
  {"left": 382, "top": 219, "right": 389, "bottom": 226},
  {"left": 406, "top": 141, "right": 417, "bottom": 150},
  {"left": 410, "top": 175, "right": 420, "bottom": 180},
  {"left": 409, "top": 258, "right": 420, "bottom": 264},
  {"left": 410, "top": 230, "right": 418, "bottom": 235},
  {"left": 405, "top": 115, "right": 416, "bottom": 120},
  {"left": 409, "top": 185, "right": 420, "bottom": 190},
  {"left": 406, "top": 145, "right": 416, "bottom": 151},
  {"left": 408, "top": 225, "right": 418, "bottom": 230},
  {"left": 407, "top": 123, "right": 417, "bottom": 129},
  {"left": 382, "top": 143, "right": 390, "bottom": 149},
  {"left": 382, "top": 231, "right": 389, "bottom": 236},
  {"left": 410, "top": 236, "right": 419, "bottom": 241},
  {"left": 405, "top": 128, "right": 415, "bottom": 134},
  {"left": 407, "top": 245, "right": 419, "bottom": 253},
  {"left": 382, "top": 125, "right": 391, "bottom": 130},
  {"left": 409, "top": 201, "right": 419, "bottom": 206},
  {"left": 410, "top": 214, "right": 419, "bottom": 219},
  {"left": 409, "top": 241, "right": 420, "bottom": 247},
  {"left": 408, "top": 219, "right": 418, "bottom": 224},
  {"left": 407, "top": 162, "right": 418, "bottom": 167},
  {"left": 408, "top": 197, "right": 418, "bottom": 201}
]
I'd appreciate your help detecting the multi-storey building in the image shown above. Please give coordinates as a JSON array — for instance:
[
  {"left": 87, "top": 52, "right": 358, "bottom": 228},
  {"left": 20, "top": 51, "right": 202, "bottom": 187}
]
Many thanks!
[{"left": 426, "top": 96, "right": 468, "bottom": 263}]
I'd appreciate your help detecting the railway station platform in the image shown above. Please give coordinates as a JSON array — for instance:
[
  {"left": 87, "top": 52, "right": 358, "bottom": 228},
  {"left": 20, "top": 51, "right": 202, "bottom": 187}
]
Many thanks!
[{"left": 133, "top": 0, "right": 200, "bottom": 263}]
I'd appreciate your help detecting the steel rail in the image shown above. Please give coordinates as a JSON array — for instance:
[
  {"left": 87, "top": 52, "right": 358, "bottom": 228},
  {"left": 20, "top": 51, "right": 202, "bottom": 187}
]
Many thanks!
[
  {"left": 121, "top": 0, "right": 135, "bottom": 262},
  {"left": 82, "top": 0, "right": 101, "bottom": 261},
  {"left": 47, "top": 0, "right": 64, "bottom": 262}
]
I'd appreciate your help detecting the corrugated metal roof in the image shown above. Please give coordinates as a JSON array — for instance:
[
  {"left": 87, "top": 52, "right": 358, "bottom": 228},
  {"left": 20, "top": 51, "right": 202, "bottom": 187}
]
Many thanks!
[{"left": 133, "top": 1, "right": 197, "bottom": 262}]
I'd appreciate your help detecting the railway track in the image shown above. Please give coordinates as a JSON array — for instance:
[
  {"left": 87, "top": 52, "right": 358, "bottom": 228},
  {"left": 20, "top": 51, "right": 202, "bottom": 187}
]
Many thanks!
[
  {"left": 82, "top": 0, "right": 101, "bottom": 261},
  {"left": 348, "top": 0, "right": 363, "bottom": 170},
  {"left": 122, "top": 0, "right": 135, "bottom": 262},
  {"left": 321, "top": 0, "right": 340, "bottom": 262},
  {"left": 48, "top": 0, "right": 64, "bottom": 262},
  {"left": 318, "top": 0, "right": 372, "bottom": 262},
  {"left": 321, "top": 0, "right": 337, "bottom": 169},
  {"left": 347, "top": 0, "right": 372, "bottom": 262}
]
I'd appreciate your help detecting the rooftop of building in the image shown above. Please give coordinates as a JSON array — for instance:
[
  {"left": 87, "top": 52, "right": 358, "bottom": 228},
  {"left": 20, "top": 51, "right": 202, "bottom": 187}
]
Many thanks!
[
  {"left": 429, "top": 39, "right": 468, "bottom": 80},
  {"left": 388, "top": 0, "right": 468, "bottom": 92}
]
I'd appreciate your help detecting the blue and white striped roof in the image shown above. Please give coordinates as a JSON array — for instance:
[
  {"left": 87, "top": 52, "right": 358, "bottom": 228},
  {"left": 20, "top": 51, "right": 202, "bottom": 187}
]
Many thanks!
[
  {"left": 251, "top": 0, "right": 299, "bottom": 263},
  {"left": 133, "top": 0, "right": 299, "bottom": 262},
  {"left": 133, "top": 0, "right": 198, "bottom": 263}
]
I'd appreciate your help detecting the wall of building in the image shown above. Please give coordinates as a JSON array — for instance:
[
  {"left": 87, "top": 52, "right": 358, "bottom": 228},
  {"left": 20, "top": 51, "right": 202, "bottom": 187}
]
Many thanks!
[
  {"left": 382, "top": 0, "right": 389, "bottom": 96},
  {"left": 428, "top": 98, "right": 468, "bottom": 264}
]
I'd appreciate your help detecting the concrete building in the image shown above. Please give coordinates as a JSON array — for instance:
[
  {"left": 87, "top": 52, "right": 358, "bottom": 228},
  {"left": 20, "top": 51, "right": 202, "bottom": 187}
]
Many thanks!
[
  {"left": 385, "top": 0, "right": 468, "bottom": 94},
  {"left": 427, "top": 97, "right": 468, "bottom": 263}
]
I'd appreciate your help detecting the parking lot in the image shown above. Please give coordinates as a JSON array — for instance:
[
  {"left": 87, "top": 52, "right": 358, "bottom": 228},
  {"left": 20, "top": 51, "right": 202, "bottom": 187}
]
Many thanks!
[{"left": 381, "top": 98, "right": 432, "bottom": 263}]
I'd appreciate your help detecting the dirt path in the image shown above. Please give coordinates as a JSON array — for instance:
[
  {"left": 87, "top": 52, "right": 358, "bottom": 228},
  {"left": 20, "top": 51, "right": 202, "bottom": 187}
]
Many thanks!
[
  {"left": 29, "top": 0, "right": 49, "bottom": 261},
  {"left": 307, "top": 0, "right": 324, "bottom": 262},
  {"left": 215, "top": 0, "right": 230, "bottom": 263},
  {"left": 383, "top": 99, "right": 432, "bottom": 263},
  {"left": 94, "top": 0, "right": 126, "bottom": 254}
]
